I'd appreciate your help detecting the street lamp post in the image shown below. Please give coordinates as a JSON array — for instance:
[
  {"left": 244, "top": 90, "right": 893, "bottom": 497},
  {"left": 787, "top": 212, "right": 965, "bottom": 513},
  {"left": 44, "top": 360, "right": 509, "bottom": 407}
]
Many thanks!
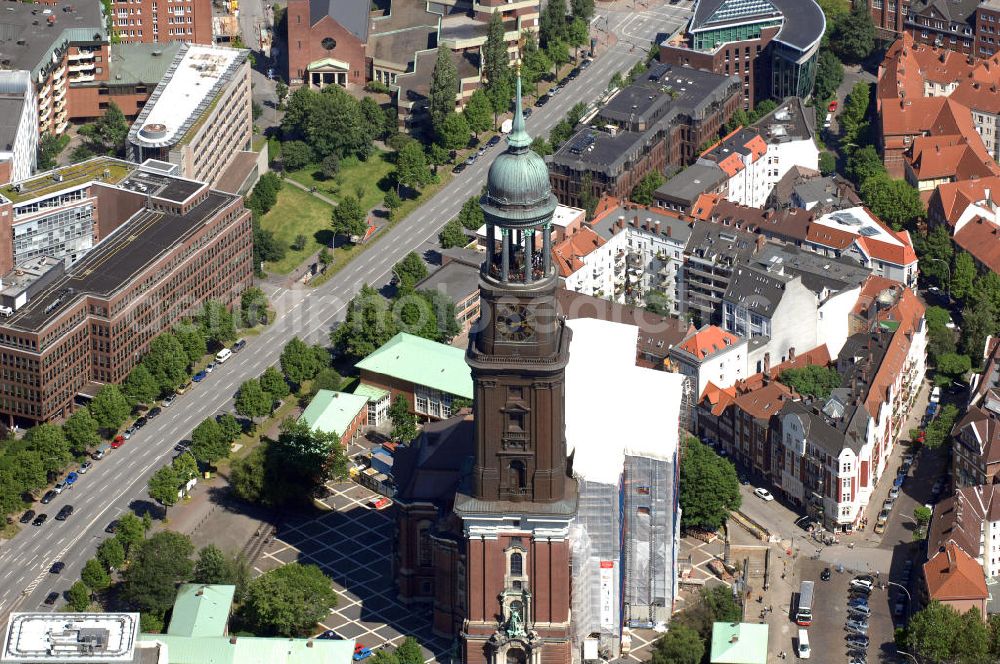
[
  {"left": 887, "top": 580, "right": 912, "bottom": 620},
  {"left": 896, "top": 649, "right": 918, "bottom": 664}
]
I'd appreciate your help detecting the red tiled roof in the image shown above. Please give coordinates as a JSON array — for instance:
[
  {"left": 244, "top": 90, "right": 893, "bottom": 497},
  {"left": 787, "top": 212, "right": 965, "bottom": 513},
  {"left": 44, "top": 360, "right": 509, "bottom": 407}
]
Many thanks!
[
  {"left": 852, "top": 276, "right": 900, "bottom": 316},
  {"left": 551, "top": 227, "right": 605, "bottom": 277},
  {"left": 691, "top": 193, "right": 720, "bottom": 221},
  {"left": 732, "top": 380, "right": 793, "bottom": 421},
  {"left": 678, "top": 325, "right": 740, "bottom": 361},
  {"left": 923, "top": 542, "right": 988, "bottom": 602},
  {"left": 954, "top": 216, "right": 1000, "bottom": 274},
  {"left": 951, "top": 57, "right": 1000, "bottom": 115},
  {"left": 805, "top": 223, "right": 855, "bottom": 250},
  {"left": 877, "top": 34, "right": 976, "bottom": 108},
  {"left": 929, "top": 177, "right": 1000, "bottom": 226},
  {"left": 865, "top": 288, "right": 925, "bottom": 417},
  {"left": 908, "top": 135, "right": 1000, "bottom": 182}
]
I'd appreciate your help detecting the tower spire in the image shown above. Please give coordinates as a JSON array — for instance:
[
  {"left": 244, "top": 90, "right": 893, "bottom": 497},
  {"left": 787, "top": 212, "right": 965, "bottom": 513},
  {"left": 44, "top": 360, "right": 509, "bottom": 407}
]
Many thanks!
[{"left": 507, "top": 67, "right": 531, "bottom": 151}]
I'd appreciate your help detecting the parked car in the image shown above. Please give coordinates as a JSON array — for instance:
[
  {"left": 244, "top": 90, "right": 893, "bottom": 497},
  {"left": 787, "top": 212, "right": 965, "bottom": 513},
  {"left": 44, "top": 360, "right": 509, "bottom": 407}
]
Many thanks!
[
  {"left": 192, "top": 370, "right": 208, "bottom": 383},
  {"left": 19, "top": 510, "right": 35, "bottom": 524},
  {"left": 580, "top": 58, "right": 592, "bottom": 69},
  {"left": 111, "top": 435, "right": 125, "bottom": 449},
  {"left": 452, "top": 162, "right": 466, "bottom": 174},
  {"left": 353, "top": 644, "right": 372, "bottom": 661},
  {"left": 523, "top": 107, "right": 532, "bottom": 119},
  {"left": 820, "top": 568, "right": 831, "bottom": 581},
  {"left": 134, "top": 417, "right": 148, "bottom": 429},
  {"left": 33, "top": 513, "right": 48, "bottom": 526},
  {"left": 753, "top": 487, "right": 774, "bottom": 501},
  {"left": 534, "top": 95, "right": 549, "bottom": 108},
  {"left": 123, "top": 426, "right": 136, "bottom": 439},
  {"left": 465, "top": 155, "right": 477, "bottom": 166},
  {"left": 163, "top": 394, "right": 177, "bottom": 407},
  {"left": 64, "top": 472, "right": 78, "bottom": 485},
  {"left": 55, "top": 505, "right": 74, "bottom": 521},
  {"left": 44, "top": 592, "right": 59, "bottom": 606},
  {"left": 368, "top": 496, "right": 392, "bottom": 510},
  {"left": 889, "top": 486, "right": 900, "bottom": 499},
  {"left": 845, "top": 634, "right": 870, "bottom": 648},
  {"left": 105, "top": 520, "right": 119, "bottom": 534},
  {"left": 487, "top": 135, "right": 501, "bottom": 147},
  {"left": 53, "top": 482, "right": 66, "bottom": 494},
  {"left": 318, "top": 630, "right": 345, "bottom": 640},
  {"left": 883, "top": 498, "right": 894, "bottom": 512},
  {"left": 50, "top": 562, "right": 65, "bottom": 574},
  {"left": 205, "top": 362, "right": 217, "bottom": 373},
  {"left": 930, "top": 386, "right": 941, "bottom": 403},
  {"left": 894, "top": 600, "right": 906, "bottom": 617},
  {"left": 147, "top": 407, "right": 162, "bottom": 420},
  {"left": 40, "top": 491, "right": 56, "bottom": 504},
  {"left": 78, "top": 462, "right": 92, "bottom": 474},
  {"left": 846, "top": 623, "right": 869, "bottom": 636},
  {"left": 232, "top": 338, "right": 247, "bottom": 353},
  {"left": 846, "top": 618, "right": 868, "bottom": 631},
  {"left": 828, "top": 100, "right": 839, "bottom": 112},
  {"left": 848, "top": 605, "right": 872, "bottom": 618}
]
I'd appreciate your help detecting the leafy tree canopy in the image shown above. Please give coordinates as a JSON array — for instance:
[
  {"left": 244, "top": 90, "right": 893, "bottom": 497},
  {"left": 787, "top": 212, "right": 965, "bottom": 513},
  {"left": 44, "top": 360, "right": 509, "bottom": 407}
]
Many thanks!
[
  {"left": 239, "top": 563, "right": 338, "bottom": 637},
  {"left": 679, "top": 437, "right": 740, "bottom": 530},
  {"left": 778, "top": 365, "right": 842, "bottom": 399}
]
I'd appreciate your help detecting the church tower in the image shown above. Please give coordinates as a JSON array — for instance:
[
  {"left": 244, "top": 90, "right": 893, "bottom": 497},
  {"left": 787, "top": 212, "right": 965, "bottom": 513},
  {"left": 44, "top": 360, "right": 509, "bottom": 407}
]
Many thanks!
[{"left": 455, "top": 73, "right": 577, "bottom": 664}]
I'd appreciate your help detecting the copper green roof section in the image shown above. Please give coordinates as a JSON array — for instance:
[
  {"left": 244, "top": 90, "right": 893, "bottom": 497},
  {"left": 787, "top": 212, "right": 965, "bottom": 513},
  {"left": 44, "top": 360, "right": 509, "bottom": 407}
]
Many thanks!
[
  {"left": 299, "top": 390, "right": 369, "bottom": 436},
  {"left": 354, "top": 383, "right": 390, "bottom": 401},
  {"left": 166, "top": 584, "right": 235, "bottom": 637},
  {"left": 139, "top": 634, "right": 356, "bottom": 664},
  {"left": 710, "top": 622, "right": 769, "bottom": 664},
  {"left": 356, "top": 332, "right": 473, "bottom": 399}
]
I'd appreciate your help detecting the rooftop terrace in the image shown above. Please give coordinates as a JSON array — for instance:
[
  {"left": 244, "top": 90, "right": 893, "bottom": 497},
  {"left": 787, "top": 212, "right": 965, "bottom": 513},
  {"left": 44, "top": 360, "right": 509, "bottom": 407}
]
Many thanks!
[{"left": 0, "top": 158, "right": 132, "bottom": 204}]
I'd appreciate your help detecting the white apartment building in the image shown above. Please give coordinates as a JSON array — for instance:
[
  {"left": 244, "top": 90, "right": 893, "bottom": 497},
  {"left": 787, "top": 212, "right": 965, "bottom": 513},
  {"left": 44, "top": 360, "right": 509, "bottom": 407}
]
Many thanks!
[
  {"left": 809, "top": 207, "right": 920, "bottom": 287},
  {"left": 667, "top": 325, "right": 748, "bottom": 398},
  {"left": 0, "top": 71, "right": 38, "bottom": 184}
]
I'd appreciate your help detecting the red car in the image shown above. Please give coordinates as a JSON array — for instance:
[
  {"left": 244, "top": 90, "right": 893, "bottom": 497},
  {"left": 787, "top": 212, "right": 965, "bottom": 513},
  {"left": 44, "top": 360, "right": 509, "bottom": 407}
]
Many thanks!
[
  {"left": 828, "top": 100, "right": 838, "bottom": 113},
  {"left": 110, "top": 434, "right": 125, "bottom": 449},
  {"left": 368, "top": 496, "right": 392, "bottom": 510}
]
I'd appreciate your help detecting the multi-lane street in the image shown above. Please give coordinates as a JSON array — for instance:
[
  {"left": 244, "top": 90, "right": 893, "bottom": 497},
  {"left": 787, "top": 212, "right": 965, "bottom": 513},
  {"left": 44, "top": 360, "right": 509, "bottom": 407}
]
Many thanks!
[{"left": 0, "top": 0, "right": 694, "bottom": 616}]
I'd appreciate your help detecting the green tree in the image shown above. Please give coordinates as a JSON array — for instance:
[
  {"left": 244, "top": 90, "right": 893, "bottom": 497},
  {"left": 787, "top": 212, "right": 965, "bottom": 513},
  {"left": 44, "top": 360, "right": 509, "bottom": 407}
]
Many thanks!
[
  {"left": 275, "top": 80, "right": 289, "bottom": 107},
  {"left": 235, "top": 378, "right": 272, "bottom": 424},
  {"left": 321, "top": 153, "right": 340, "bottom": 180},
  {"left": 37, "top": 132, "right": 69, "bottom": 170},
  {"left": 437, "top": 112, "right": 470, "bottom": 152},
  {"left": 394, "top": 252, "right": 430, "bottom": 291},
  {"left": 383, "top": 189, "right": 402, "bottom": 221},
  {"left": 389, "top": 394, "right": 418, "bottom": 443},
  {"left": 144, "top": 332, "right": 189, "bottom": 393},
  {"left": 87, "top": 101, "right": 130, "bottom": 155},
  {"left": 813, "top": 48, "right": 844, "bottom": 102},
  {"left": 148, "top": 465, "right": 181, "bottom": 507},
  {"left": 81, "top": 558, "right": 111, "bottom": 591},
  {"left": 247, "top": 172, "right": 282, "bottom": 216},
  {"left": 483, "top": 11, "right": 512, "bottom": 92},
  {"left": 239, "top": 563, "right": 338, "bottom": 637},
  {"left": 549, "top": 119, "right": 574, "bottom": 149},
  {"left": 530, "top": 136, "right": 553, "bottom": 156},
  {"left": 194, "top": 544, "right": 230, "bottom": 585},
  {"left": 644, "top": 289, "right": 672, "bottom": 316},
  {"left": 394, "top": 140, "right": 432, "bottom": 194},
  {"left": 952, "top": 251, "right": 976, "bottom": 301},
  {"left": 331, "top": 284, "right": 399, "bottom": 362},
  {"left": 580, "top": 171, "right": 597, "bottom": 220},
  {"left": 860, "top": 175, "right": 924, "bottom": 230},
  {"left": 915, "top": 225, "right": 954, "bottom": 288},
  {"left": 240, "top": 287, "right": 269, "bottom": 328},
  {"left": 630, "top": 170, "right": 665, "bottom": 206},
  {"left": 25, "top": 424, "right": 71, "bottom": 474},
  {"left": 650, "top": 623, "right": 703, "bottom": 664},
  {"left": 230, "top": 446, "right": 267, "bottom": 504},
  {"left": 568, "top": 18, "right": 589, "bottom": 61},
  {"left": 457, "top": 196, "right": 485, "bottom": 232},
  {"left": 521, "top": 37, "right": 552, "bottom": 95},
  {"left": 90, "top": 384, "right": 131, "bottom": 432},
  {"left": 280, "top": 337, "right": 324, "bottom": 386},
  {"left": 396, "top": 289, "right": 461, "bottom": 343},
  {"left": 173, "top": 322, "right": 208, "bottom": 366},
  {"left": 331, "top": 195, "right": 368, "bottom": 241},
  {"left": 359, "top": 95, "right": 386, "bottom": 144},
  {"left": 429, "top": 44, "right": 458, "bottom": 133},
  {"left": 914, "top": 505, "right": 932, "bottom": 529},
  {"left": 393, "top": 638, "right": 424, "bottom": 664},
  {"left": 846, "top": 144, "right": 885, "bottom": 186},
  {"left": 546, "top": 39, "right": 570, "bottom": 76},
  {"left": 840, "top": 81, "right": 872, "bottom": 145},
  {"left": 217, "top": 413, "right": 242, "bottom": 442},
  {"left": 115, "top": 512, "right": 148, "bottom": 558},
  {"left": 123, "top": 364, "right": 160, "bottom": 405},
  {"left": 97, "top": 537, "right": 126, "bottom": 570},
  {"left": 67, "top": 581, "right": 91, "bottom": 611},
  {"left": 464, "top": 89, "right": 493, "bottom": 137},
  {"left": 172, "top": 451, "right": 198, "bottom": 485},
  {"left": 818, "top": 151, "right": 836, "bottom": 175},
  {"left": 62, "top": 408, "right": 99, "bottom": 454},
  {"left": 778, "top": 365, "right": 843, "bottom": 399},
  {"left": 259, "top": 366, "right": 291, "bottom": 401},
  {"left": 197, "top": 300, "right": 237, "bottom": 346},
  {"left": 123, "top": 531, "right": 195, "bottom": 616},
  {"left": 276, "top": 417, "right": 348, "bottom": 483},
  {"left": 679, "top": 437, "right": 741, "bottom": 530},
  {"left": 906, "top": 601, "right": 966, "bottom": 662},
  {"left": 439, "top": 218, "right": 467, "bottom": 248},
  {"left": 281, "top": 86, "right": 373, "bottom": 160},
  {"left": 311, "top": 368, "right": 344, "bottom": 396},
  {"left": 702, "top": 585, "right": 742, "bottom": 623},
  {"left": 570, "top": 0, "right": 594, "bottom": 20},
  {"left": 935, "top": 352, "right": 972, "bottom": 385},
  {"left": 541, "top": 0, "right": 567, "bottom": 46},
  {"left": 281, "top": 140, "right": 314, "bottom": 171},
  {"left": 832, "top": 5, "right": 876, "bottom": 64},
  {"left": 191, "top": 417, "right": 230, "bottom": 465}
]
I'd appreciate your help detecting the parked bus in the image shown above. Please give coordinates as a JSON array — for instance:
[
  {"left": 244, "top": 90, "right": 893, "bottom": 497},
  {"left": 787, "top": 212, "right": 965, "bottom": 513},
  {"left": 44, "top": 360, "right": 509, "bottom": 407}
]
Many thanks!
[{"left": 795, "top": 580, "right": 815, "bottom": 626}]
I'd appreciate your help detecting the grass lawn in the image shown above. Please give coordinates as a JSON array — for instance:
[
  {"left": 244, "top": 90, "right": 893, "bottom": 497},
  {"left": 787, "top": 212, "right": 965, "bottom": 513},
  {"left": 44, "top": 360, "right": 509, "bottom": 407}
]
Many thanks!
[
  {"left": 259, "top": 185, "right": 335, "bottom": 274},
  {"left": 287, "top": 150, "right": 395, "bottom": 212}
]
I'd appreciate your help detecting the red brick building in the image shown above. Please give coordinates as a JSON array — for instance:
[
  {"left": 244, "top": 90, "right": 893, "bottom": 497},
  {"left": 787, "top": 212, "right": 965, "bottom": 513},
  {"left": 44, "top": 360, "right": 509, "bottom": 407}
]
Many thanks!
[
  {"left": 0, "top": 167, "right": 252, "bottom": 425},
  {"left": 110, "top": 0, "right": 213, "bottom": 45},
  {"left": 857, "top": 0, "right": 1000, "bottom": 60}
]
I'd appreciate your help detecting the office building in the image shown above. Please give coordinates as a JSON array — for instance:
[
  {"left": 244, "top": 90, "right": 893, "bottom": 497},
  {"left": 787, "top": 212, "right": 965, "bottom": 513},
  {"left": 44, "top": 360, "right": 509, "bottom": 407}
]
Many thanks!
[
  {"left": 0, "top": 166, "right": 253, "bottom": 425},
  {"left": 128, "top": 44, "right": 252, "bottom": 188},
  {"left": 659, "top": 0, "right": 825, "bottom": 108},
  {"left": 0, "top": 71, "right": 38, "bottom": 184}
]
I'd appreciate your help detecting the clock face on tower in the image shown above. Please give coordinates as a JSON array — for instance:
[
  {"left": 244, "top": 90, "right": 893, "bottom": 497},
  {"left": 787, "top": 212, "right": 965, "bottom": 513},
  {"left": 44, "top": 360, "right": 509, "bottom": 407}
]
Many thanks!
[{"left": 495, "top": 304, "right": 536, "bottom": 342}]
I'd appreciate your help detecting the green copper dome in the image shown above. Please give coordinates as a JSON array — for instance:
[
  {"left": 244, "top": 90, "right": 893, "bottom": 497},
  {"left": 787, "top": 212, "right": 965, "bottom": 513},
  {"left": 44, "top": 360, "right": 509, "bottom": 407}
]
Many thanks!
[{"left": 484, "top": 73, "right": 554, "bottom": 211}]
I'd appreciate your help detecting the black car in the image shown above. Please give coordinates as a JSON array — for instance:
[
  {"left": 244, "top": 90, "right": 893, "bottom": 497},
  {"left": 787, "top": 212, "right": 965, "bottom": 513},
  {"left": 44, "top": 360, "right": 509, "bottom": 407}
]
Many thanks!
[
  {"left": 55, "top": 505, "right": 73, "bottom": 521},
  {"left": 487, "top": 135, "right": 501, "bottom": 147},
  {"left": 134, "top": 416, "right": 148, "bottom": 429},
  {"left": 40, "top": 490, "right": 56, "bottom": 504},
  {"left": 318, "top": 630, "right": 345, "bottom": 640},
  {"left": 534, "top": 95, "right": 549, "bottom": 108},
  {"left": 147, "top": 407, "right": 162, "bottom": 419},
  {"left": 452, "top": 162, "right": 466, "bottom": 174},
  {"left": 33, "top": 513, "right": 48, "bottom": 526},
  {"left": 523, "top": 107, "right": 532, "bottom": 119},
  {"left": 232, "top": 338, "right": 246, "bottom": 353},
  {"left": 820, "top": 567, "right": 831, "bottom": 581},
  {"left": 579, "top": 58, "right": 592, "bottom": 69},
  {"left": 105, "top": 520, "right": 119, "bottom": 534},
  {"left": 50, "top": 562, "right": 65, "bottom": 574},
  {"left": 567, "top": 67, "right": 581, "bottom": 79},
  {"left": 44, "top": 592, "right": 59, "bottom": 606},
  {"left": 19, "top": 510, "right": 35, "bottom": 524}
]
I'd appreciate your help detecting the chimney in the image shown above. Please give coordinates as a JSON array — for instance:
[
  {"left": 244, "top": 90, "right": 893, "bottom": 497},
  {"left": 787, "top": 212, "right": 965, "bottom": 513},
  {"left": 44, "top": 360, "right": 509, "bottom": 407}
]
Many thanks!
[
  {"left": 307, "top": 641, "right": 314, "bottom": 649},
  {"left": 666, "top": 225, "right": 672, "bottom": 237},
  {"left": 230, "top": 637, "right": 237, "bottom": 645},
  {"left": 655, "top": 220, "right": 661, "bottom": 234},
  {"left": 632, "top": 216, "right": 639, "bottom": 227}
]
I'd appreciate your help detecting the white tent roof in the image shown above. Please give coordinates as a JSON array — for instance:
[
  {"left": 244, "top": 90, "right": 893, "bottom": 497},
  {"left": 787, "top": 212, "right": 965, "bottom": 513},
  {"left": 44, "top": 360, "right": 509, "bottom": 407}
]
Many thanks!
[{"left": 565, "top": 318, "right": 686, "bottom": 486}]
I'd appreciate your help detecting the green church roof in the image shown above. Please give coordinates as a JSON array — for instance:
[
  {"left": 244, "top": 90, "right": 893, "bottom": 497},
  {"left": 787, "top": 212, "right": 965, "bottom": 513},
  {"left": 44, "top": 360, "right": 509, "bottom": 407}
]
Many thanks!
[
  {"left": 299, "top": 390, "right": 369, "bottom": 437},
  {"left": 710, "top": 622, "right": 769, "bottom": 664},
  {"left": 356, "top": 332, "right": 473, "bottom": 398},
  {"left": 166, "top": 584, "right": 235, "bottom": 638}
]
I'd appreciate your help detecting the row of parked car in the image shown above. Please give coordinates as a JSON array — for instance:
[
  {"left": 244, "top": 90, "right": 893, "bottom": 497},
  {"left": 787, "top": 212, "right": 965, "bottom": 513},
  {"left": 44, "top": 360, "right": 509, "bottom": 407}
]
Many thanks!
[
  {"left": 873, "top": 453, "right": 914, "bottom": 534},
  {"left": 844, "top": 576, "right": 876, "bottom": 664},
  {"left": 533, "top": 59, "right": 592, "bottom": 109}
]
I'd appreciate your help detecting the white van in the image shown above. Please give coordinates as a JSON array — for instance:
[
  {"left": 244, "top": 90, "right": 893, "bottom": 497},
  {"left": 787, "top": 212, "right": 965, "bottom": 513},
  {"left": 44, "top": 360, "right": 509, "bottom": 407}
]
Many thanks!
[
  {"left": 797, "top": 629, "right": 810, "bottom": 659},
  {"left": 215, "top": 348, "right": 233, "bottom": 364}
]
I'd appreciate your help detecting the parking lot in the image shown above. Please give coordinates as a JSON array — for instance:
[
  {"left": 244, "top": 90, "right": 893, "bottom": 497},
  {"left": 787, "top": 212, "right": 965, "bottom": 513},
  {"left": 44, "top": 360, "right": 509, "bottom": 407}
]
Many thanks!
[
  {"left": 796, "top": 559, "right": 896, "bottom": 663},
  {"left": 253, "top": 480, "right": 452, "bottom": 663}
]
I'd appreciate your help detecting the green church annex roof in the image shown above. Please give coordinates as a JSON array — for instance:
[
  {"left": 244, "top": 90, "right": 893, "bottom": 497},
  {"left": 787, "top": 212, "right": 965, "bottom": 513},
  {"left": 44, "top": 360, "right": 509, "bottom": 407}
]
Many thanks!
[
  {"left": 356, "top": 332, "right": 473, "bottom": 398},
  {"left": 483, "top": 72, "right": 556, "bottom": 214},
  {"left": 166, "top": 584, "right": 235, "bottom": 638}
]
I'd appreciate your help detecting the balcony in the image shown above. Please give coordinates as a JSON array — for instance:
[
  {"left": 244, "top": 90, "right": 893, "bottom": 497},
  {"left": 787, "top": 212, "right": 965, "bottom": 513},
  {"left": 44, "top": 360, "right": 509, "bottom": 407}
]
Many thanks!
[
  {"left": 69, "top": 62, "right": 95, "bottom": 73},
  {"left": 69, "top": 73, "right": 96, "bottom": 83},
  {"left": 68, "top": 51, "right": 95, "bottom": 62}
]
